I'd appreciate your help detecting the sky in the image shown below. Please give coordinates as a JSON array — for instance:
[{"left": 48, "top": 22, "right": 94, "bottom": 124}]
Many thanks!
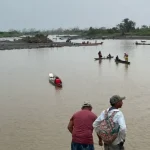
[{"left": 0, "top": 0, "right": 150, "bottom": 31}]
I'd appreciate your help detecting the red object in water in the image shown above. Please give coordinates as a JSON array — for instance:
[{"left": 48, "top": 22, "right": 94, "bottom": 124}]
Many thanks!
[{"left": 55, "top": 78, "right": 61, "bottom": 84}]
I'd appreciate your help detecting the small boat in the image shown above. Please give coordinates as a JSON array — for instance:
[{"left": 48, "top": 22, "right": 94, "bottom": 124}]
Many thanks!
[
  {"left": 74, "top": 42, "right": 103, "bottom": 46},
  {"left": 49, "top": 73, "right": 62, "bottom": 87},
  {"left": 94, "top": 56, "right": 114, "bottom": 60},
  {"left": 135, "top": 42, "right": 150, "bottom": 45},
  {"left": 115, "top": 59, "right": 130, "bottom": 65}
]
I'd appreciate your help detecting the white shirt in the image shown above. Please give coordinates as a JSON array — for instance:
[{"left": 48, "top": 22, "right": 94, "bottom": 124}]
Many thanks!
[{"left": 93, "top": 108, "right": 127, "bottom": 145}]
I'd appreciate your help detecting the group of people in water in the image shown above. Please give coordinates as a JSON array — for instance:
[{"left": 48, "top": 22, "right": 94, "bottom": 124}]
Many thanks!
[{"left": 98, "top": 51, "right": 129, "bottom": 62}]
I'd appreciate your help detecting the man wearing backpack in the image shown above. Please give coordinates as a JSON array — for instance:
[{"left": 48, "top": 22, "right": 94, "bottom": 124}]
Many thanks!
[
  {"left": 93, "top": 95, "right": 127, "bottom": 150},
  {"left": 67, "top": 102, "right": 97, "bottom": 150}
]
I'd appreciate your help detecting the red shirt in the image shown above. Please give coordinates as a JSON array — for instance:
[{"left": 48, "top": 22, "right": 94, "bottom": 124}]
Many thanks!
[
  {"left": 55, "top": 78, "right": 61, "bottom": 84},
  {"left": 70, "top": 109, "right": 97, "bottom": 144}
]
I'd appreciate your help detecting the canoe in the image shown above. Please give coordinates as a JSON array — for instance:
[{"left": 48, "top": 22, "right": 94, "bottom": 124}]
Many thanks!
[
  {"left": 135, "top": 42, "right": 150, "bottom": 45},
  {"left": 94, "top": 56, "right": 114, "bottom": 60},
  {"left": 49, "top": 73, "right": 62, "bottom": 87},
  {"left": 115, "top": 59, "right": 130, "bottom": 65},
  {"left": 74, "top": 42, "right": 103, "bottom": 46}
]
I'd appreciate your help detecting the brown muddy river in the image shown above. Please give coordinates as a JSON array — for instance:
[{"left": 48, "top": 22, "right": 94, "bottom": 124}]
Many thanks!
[{"left": 0, "top": 40, "right": 150, "bottom": 150}]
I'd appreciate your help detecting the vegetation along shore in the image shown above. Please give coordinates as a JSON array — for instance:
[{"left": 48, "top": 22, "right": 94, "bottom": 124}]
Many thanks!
[{"left": 1, "top": 18, "right": 150, "bottom": 50}]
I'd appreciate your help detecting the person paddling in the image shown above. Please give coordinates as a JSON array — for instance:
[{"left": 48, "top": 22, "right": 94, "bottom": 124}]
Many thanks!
[
  {"left": 107, "top": 53, "right": 111, "bottom": 58},
  {"left": 124, "top": 53, "right": 128, "bottom": 62},
  {"left": 116, "top": 55, "right": 119, "bottom": 61},
  {"left": 98, "top": 51, "right": 102, "bottom": 58}
]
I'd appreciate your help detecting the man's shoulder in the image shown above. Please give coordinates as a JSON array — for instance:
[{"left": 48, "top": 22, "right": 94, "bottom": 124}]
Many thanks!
[
  {"left": 89, "top": 111, "right": 97, "bottom": 118},
  {"left": 112, "top": 109, "right": 124, "bottom": 118},
  {"left": 74, "top": 110, "right": 97, "bottom": 118},
  {"left": 101, "top": 108, "right": 123, "bottom": 117},
  {"left": 73, "top": 110, "right": 83, "bottom": 116},
  {"left": 70, "top": 110, "right": 81, "bottom": 120}
]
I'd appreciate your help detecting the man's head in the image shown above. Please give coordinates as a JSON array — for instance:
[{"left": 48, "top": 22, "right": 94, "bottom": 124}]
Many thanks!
[
  {"left": 110, "top": 95, "right": 125, "bottom": 108},
  {"left": 81, "top": 102, "right": 92, "bottom": 111}
]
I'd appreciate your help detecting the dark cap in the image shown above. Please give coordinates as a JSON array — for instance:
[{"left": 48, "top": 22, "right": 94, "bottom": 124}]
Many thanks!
[{"left": 110, "top": 95, "right": 125, "bottom": 105}]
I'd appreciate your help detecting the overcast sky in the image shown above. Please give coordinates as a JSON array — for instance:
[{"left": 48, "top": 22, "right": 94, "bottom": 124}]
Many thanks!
[{"left": 0, "top": 0, "right": 150, "bottom": 31}]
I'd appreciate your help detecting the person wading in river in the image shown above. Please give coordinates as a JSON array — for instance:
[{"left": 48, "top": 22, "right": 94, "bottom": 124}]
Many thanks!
[
  {"left": 67, "top": 102, "right": 97, "bottom": 150},
  {"left": 93, "top": 95, "right": 127, "bottom": 150}
]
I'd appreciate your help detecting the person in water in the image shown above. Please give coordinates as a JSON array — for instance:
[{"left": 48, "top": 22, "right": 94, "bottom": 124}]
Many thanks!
[
  {"left": 124, "top": 53, "right": 128, "bottom": 62},
  {"left": 93, "top": 95, "right": 127, "bottom": 150},
  {"left": 98, "top": 51, "right": 102, "bottom": 58},
  {"left": 67, "top": 102, "right": 97, "bottom": 150},
  {"left": 54, "top": 77, "right": 62, "bottom": 84}
]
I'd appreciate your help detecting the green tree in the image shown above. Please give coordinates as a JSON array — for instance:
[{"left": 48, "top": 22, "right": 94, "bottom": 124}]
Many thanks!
[
  {"left": 117, "top": 23, "right": 126, "bottom": 35},
  {"left": 117, "top": 18, "right": 136, "bottom": 34},
  {"left": 141, "top": 25, "right": 148, "bottom": 29}
]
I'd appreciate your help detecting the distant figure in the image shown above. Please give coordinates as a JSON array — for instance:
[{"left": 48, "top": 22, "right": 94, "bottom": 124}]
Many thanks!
[
  {"left": 49, "top": 73, "right": 54, "bottom": 80},
  {"left": 124, "top": 53, "right": 128, "bottom": 62},
  {"left": 66, "top": 38, "right": 71, "bottom": 43},
  {"left": 98, "top": 51, "right": 102, "bottom": 58},
  {"left": 49, "top": 73, "right": 53, "bottom": 78},
  {"left": 55, "top": 77, "right": 62, "bottom": 85},
  {"left": 116, "top": 55, "right": 119, "bottom": 61},
  {"left": 107, "top": 53, "right": 111, "bottom": 58}
]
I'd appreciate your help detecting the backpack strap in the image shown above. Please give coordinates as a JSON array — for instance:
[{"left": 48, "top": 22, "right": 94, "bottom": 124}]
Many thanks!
[
  {"left": 104, "top": 110, "right": 118, "bottom": 120},
  {"left": 104, "top": 110, "right": 108, "bottom": 119},
  {"left": 107, "top": 111, "right": 118, "bottom": 131},
  {"left": 110, "top": 111, "right": 118, "bottom": 119}
]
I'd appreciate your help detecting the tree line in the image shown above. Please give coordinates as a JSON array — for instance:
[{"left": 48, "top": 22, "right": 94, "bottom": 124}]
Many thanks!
[{"left": 1, "top": 18, "right": 150, "bottom": 37}]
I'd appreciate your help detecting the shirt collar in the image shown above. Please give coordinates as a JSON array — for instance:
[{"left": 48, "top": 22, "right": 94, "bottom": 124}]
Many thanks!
[{"left": 107, "top": 108, "right": 120, "bottom": 112}]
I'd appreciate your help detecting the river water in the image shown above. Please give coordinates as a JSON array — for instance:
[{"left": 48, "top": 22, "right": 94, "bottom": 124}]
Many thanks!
[{"left": 0, "top": 39, "right": 150, "bottom": 150}]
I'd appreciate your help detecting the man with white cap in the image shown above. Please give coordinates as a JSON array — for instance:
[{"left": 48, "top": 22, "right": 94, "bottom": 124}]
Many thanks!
[
  {"left": 67, "top": 102, "right": 97, "bottom": 150},
  {"left": 93, "top": 95, "right": 127, "bottom": 150}
]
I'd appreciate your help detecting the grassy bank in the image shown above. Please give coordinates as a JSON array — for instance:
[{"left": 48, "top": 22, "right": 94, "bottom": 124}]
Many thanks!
[
  {"left": 2, "top": 17, "right": 150, "bottom": 39},
  {"left": 0, "top": 31, "right": 22, "bottom": 38},
  {"left": 1, "top": 30, "right": 150, "bottom": 40}
]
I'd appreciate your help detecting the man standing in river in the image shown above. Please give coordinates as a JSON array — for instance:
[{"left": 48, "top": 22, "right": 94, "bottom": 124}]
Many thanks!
[
  {"left": 93, "top": 95, "right": 127, "bottom": 150},
  {"left": 67, "top": 102, "right": 97, "bottom": 150}
]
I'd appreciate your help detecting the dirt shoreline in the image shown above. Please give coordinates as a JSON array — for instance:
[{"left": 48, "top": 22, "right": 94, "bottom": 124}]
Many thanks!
[
  {"left": 0, "top": 41, "right": 75, "bottom": 50},
  {"left": 0, "top": 36, "right": 150, "bottom": 50},
  {"left": 0, "top": 41, "right": 104, "bottom": 50}
]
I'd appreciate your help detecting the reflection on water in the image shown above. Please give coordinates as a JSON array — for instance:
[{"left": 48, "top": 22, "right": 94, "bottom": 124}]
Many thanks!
[
  {"left": 120, "top": 40, "right": 135, "bottom": 53},
  {"left": 98, "top": 59, "right": 102, "bottom": 65},
  {"left": 54, "top": 86, "right": 63, "bottom": 91},
  {"left": 0, "top": 40, "right": 150, "bottom": 150},
  {"left": 125, "top": 64, "right": 129, "bottom": 71}
]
